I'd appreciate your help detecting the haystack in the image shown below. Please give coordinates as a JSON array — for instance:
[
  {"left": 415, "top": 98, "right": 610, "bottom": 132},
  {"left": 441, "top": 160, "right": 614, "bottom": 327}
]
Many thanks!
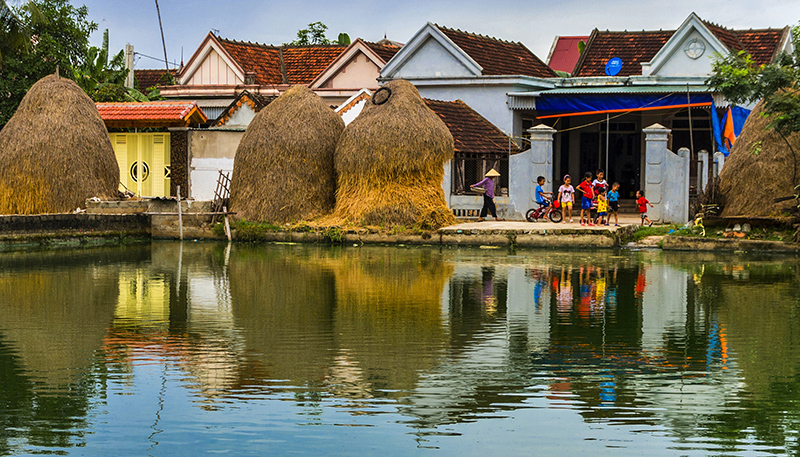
[
  {"left": 229, "top": 85, "right": 345, "bottom": 222},
  {"left": 0, "top": 74, "right": 119, "bottom": 214},
  {"left": 716, "top": 99, "right": 800, "bottom": 217},
  {"left": 333, "top": 79, "right": 456, "bottom": 229}
]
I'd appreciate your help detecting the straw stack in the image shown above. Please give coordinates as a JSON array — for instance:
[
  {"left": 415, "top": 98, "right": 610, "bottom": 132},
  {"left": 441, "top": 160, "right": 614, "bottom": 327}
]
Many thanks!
[
  {"left": 333, "top": 79, "right": 456, "bottom": 229},
  {"left": 229, "top": 85, "right": 345, "bottom": 222},
  {"left": 0, "top": 74, "right": 119, "bottom": 214}
]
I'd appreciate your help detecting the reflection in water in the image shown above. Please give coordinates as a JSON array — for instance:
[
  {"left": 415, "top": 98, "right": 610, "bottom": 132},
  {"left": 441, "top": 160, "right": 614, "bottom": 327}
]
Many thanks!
[{"left": 0, "top": 245, "right": 799, "bottom": 455}]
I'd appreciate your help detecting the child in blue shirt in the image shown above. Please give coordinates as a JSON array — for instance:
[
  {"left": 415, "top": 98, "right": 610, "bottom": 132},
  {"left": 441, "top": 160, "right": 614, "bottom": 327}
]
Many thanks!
[
  {"left": 535, "top": 176, "right": 552, "bottom": 207},
  {"left": 607, "top": 182, "right": 620, "bottom": 226}
]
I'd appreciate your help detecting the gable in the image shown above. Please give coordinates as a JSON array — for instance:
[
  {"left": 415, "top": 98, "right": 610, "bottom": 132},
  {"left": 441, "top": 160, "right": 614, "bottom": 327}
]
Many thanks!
[
  {"left": 184, "top": 47, "right": 244, "bottom": 85},
  {"left": 324, "top": 53, "right": 381, "bottom": 89},
  {"left": 393, "top": 36, "right": 477, "bottom": 78},
  {"left": 647, "top": 28, "right": 726, "bottom": 76}
]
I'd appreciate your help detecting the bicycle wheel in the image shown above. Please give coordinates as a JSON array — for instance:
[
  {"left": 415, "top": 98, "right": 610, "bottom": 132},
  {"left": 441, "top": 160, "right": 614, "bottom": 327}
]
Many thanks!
[
  {"left": 548, "top": 208, "right": 563, "bottom": 223},
  {"left": 525, "top": 209, "right": 537, "bottom": 222}
]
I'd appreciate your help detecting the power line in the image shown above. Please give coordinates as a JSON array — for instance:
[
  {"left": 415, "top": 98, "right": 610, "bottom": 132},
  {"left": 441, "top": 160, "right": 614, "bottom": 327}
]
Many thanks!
[{"left": 133, "top": 51, "right": 179, "bottom": 69}]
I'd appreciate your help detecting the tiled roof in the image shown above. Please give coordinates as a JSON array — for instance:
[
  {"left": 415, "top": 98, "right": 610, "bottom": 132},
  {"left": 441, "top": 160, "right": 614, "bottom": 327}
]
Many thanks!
[
  {"left": 573, "top": 29, "right": 674, "bottom": 77},
  {"left": 282, "top": 45, "right": 347, "bottom": 84},
  {"left": 547, "top": 36, "right": 589, "bottom": 74},
  {"left": 364, "top": 41, "right": 402, "bottom": 63},
  {"left": 96, "top": 101, "right": 208, "bottom": 128},
  {"left": 734, "top": 29, "right": 786, "bottom": 66},
  {"left": 424, "top": 99, "right": 520, "bottom": 156},
  {"left": 134, "top": 69, "right": 178, "bottom": 91},
  {"left": 213, "top": 91, "right": 276, "bottom": 126},
  {"left": 574, "top": 19, "right": 788, "bottom": 77},
  {"left": 218, "top": 38, "right": 283, "bottom": 85},
  {"left": 217, "top": 37, "right": 346, "bottom": 85},
  {"left": 436, "top": 25, "right": 556, "bottom": 78}
]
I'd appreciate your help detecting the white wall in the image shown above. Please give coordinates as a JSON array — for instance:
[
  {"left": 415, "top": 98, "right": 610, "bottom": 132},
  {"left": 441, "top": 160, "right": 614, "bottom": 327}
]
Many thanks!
[
  {"left": 187, "top": 129, "right": 244, "bottom": 201},
  {"left": 393, "top": 37, "right": 475, "bottom": 78},
  {"left": 185, "top": 48, "right": 242, "bottom": 86}
]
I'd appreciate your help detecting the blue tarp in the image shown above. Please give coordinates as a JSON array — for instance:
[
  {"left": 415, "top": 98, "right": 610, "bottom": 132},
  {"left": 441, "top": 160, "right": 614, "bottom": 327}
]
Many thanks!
[
  {"left": 710, "top": 101, "right": 751, "bottom": 156},
  {"left": 535, "top": 93, "right": 714, "bottom": 118}
]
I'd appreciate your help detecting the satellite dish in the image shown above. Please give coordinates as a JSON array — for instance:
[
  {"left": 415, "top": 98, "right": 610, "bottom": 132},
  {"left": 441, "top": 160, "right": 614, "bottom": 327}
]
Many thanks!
[{"left": 605, "top": 57, "right": 623, "bottom": 76}]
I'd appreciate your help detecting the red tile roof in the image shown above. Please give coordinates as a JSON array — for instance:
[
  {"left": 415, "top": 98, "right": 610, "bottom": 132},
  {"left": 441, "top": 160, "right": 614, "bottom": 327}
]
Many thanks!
[
  {"left": 573, "top": 29, "right": 674, "bottom": 77},
  {"left": 574, "top": 19, "right": 788, "bottom": 77},
  {"left": 217, "top": 37, "right": 346, "bottom": 85},
  {"left": 436, "top": 25, "right": 556, "bottom": 78},
  {"left": 547, "top": 36, "right": 590, "bottom": 74},
  {"left": 96, "top": 101, "right": 208, "bottom": 128},
  {"left": 424, "top": 99, "right": 520, "bottom": 156},
  {"left": 364, "top": 41, "right": 402, "bottom": 63},
  {"left": 283, "top": 45, "right": 347, "bottom": 84},
  {"left": 134, "top": 69, "right": 178, "bottom": 91},
  {"left": 734, "top": 28, "right": 786, "bottom": 66}
]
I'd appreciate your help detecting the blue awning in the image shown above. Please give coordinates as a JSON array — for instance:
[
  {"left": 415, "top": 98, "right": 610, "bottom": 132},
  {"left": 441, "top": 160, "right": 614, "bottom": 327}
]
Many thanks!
[{"left": 535, "top": 91, "right": 714, "bottom": 119}]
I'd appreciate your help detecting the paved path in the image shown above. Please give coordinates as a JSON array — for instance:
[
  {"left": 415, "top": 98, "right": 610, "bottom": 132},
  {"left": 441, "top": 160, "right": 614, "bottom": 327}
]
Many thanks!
[{"left": 442, "top": 213, "right": 648, "bottom": 233}]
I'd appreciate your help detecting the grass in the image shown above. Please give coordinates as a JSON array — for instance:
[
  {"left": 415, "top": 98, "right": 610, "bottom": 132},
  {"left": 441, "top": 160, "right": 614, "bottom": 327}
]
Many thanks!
[{"left": 633, "top": 224, "right": 681, "bottom": 241}]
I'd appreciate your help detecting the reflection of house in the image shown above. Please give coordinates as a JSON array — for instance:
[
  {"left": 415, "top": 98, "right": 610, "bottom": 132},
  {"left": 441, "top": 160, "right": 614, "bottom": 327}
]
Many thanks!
[
  {"left": 158, "top": 32, "right": 401, "bottom": 120},
  {"left": 96, "top": 101, "right": 208, "bottom": 197}
]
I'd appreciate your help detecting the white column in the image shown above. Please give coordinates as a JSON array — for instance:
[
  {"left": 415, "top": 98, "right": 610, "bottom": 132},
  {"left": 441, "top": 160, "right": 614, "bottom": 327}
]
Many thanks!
[{"left": 509, "top": 124, "right": 554, "bottom": 218}]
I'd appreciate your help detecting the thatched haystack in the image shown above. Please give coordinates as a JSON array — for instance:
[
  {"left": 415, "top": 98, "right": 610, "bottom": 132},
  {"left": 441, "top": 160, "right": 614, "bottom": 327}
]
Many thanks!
[
  {"left": 716, "top": 99, "right": 800, "bottom": 217},
  {"left": 0, "top": 74, "right": 119, "bottom": 215},
  {"left": 334, "top": 79, "right": 456, "bottom": 229},
  {"left": 229, "top": 85, "right": 345, "bottom": 222}
]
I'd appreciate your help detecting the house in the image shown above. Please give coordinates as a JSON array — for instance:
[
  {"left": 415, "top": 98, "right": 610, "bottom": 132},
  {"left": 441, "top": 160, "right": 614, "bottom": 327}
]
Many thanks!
[
  {"left": 95, "top": 101, "right": 208, "bottom": 197},
  {"left": 508, "top": 13, "right": 792, "bottom": 202},
  {"left": 157, "top": 32, "right": 401, "bottom": 120},
  {"left": 545, "top": 35, "right": 589, "bottom": 75},
  {"left": 380, "top": 23, "right": 557, "bottom": 141}
]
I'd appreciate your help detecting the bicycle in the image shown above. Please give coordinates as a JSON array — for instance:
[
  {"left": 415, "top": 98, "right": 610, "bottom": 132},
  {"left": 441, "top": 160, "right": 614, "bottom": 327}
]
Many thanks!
[{"left": 526, "top": 200, "right": 563, "bottom": 223}]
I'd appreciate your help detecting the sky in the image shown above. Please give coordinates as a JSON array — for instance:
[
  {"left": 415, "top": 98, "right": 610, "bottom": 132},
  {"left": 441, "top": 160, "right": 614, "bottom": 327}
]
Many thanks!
[{"left": 77, "top": 0, "right": 800, "bottom": 71}]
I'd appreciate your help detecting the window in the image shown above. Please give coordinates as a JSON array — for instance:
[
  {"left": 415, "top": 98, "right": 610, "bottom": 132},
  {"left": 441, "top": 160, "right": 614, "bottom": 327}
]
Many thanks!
[{"left": 452, "top": 152, "right": 509, "bottom": 196}]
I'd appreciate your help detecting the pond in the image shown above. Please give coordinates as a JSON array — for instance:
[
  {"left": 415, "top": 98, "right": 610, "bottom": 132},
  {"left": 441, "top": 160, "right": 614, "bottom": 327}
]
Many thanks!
[{"left": 1, "top": 242, "right": 799, "bottom": 456}]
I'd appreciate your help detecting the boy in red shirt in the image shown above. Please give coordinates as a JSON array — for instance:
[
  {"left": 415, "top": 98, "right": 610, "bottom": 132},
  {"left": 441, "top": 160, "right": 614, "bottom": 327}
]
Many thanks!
[
  {"left": 636, "top": 190, "right": 654, "bottom": 226},
  {"left": 576, "top": 172, "right": 595, "bottom": 226}
]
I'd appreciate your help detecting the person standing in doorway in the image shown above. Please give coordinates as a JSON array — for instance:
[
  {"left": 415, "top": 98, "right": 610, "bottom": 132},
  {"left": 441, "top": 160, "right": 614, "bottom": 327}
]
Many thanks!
[{"left": 473, "top": 168, "right": 504, "bottom": 222}]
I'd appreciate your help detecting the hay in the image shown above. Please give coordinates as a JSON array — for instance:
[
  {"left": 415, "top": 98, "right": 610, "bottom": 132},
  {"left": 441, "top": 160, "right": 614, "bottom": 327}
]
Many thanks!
[
  {"left": 716, "top": 99, "right": 800, "bottom": 217},
  {"left": 333, "top": 79, "right": 457, "bottom": 229},
  {"left": 229, "top": 85, "right": 345, "bottom": 223},
  {"left": 0, "top": 74, "right": 119, "bottom": 215}
]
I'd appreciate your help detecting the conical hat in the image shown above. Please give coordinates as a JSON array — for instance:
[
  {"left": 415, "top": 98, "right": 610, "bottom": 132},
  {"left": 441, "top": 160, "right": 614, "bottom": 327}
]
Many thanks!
[{"left": 485, "top": 168, "right": 500, "bottom": 177}]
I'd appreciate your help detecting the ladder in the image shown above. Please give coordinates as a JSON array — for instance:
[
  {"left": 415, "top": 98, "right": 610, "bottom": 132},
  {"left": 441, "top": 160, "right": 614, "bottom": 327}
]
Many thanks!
[{"left": 211, "top": 170, "right": 231, "bottom": 223}]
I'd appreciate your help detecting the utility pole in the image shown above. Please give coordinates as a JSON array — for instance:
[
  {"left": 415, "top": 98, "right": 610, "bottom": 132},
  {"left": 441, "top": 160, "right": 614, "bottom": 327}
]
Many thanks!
[{"left": 154, "top": 0, "right": 169, "bottom": 73}]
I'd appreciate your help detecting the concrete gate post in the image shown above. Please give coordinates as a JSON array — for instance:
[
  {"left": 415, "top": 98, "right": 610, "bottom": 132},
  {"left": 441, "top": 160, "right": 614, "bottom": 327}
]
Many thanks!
[
  {"left": 697, "top": 149, "right": 709, "bottom": 193},
  {"left": 713, "top": 151, "right": 726, "bottom": 177},
  {"left": 510, "top": 124, "right": 555, "bottom": 218},
  {"left": 643, "top": 124, "right": 690, "bottom": 224}
]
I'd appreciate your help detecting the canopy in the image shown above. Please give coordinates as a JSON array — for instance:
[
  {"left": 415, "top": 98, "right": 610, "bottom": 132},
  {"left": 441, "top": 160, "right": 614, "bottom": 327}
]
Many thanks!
[{"left": 535, "top": 92, "right": 713, "bottom": 119}]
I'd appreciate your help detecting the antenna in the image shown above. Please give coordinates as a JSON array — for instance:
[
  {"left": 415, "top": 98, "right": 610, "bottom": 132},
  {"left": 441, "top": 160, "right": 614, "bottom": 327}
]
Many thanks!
[{"left": 154, "top": 0, "right": 169, "bottom": 71}]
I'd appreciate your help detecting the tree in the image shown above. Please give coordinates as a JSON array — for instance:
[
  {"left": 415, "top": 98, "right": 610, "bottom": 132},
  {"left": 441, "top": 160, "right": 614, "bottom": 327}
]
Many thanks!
[
  {"left": 0, "top": 0, "right": 96, "bottom": 129},
  {"left": 285, "top": 21, "right": 350, "bottom": 46},
  {"left": 708, "top": 22, "right": 800, "bottom": 138}
]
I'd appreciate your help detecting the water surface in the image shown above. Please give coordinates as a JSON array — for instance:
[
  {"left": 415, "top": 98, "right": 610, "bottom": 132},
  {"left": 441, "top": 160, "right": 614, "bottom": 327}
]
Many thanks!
[{"left": 1, "top": 243, "right": 799, "bottom": 455}]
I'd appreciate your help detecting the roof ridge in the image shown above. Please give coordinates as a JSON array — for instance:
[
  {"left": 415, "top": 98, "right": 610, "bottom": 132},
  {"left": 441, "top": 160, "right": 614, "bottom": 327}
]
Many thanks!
[
  {"left": 435, "top": 24, "right": 524, "bottom": 46},
  {"left": 219, "top": 36, "right": 346, "bottom": 50}
]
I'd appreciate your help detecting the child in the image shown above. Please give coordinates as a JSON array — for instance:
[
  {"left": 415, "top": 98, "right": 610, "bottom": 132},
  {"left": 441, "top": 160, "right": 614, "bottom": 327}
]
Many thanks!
[
  {"left": 607, "top": 182, "right": 620, "bottom": 226},
  {"left": 534, "top": 176, "right": 552, "bottom": 208},
  {"left": 636, "top": 189, "right": 654, "bottom": 226},
  {"left": 558, "top": 175, "right": 574, "bottom": 223},
  {"left": 576, "top": 171, "right": 595, "bottom": 226},
  {"left": 592, "top": 169, "right": 608, "bottom": 195},
  {"left": 595, "top": 188, "right": 608, "bottom": 225}
]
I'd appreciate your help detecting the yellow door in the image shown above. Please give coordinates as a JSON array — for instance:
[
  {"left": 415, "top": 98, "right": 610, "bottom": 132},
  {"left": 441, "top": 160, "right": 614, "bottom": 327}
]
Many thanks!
[{"left": 110, "top": 133, "right": 171, "bottom": 197}]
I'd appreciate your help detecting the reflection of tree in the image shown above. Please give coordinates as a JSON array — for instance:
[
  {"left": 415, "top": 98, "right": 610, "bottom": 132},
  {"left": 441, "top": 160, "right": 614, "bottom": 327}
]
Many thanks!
[{"left": 0, "top": 246, "right": 148, "bottom": 454}]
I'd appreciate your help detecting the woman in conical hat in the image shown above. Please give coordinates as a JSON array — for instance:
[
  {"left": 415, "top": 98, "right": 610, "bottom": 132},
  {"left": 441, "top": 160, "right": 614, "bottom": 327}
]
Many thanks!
[{"left": 472, "top": 168, "right": 504, "bottom": 222}]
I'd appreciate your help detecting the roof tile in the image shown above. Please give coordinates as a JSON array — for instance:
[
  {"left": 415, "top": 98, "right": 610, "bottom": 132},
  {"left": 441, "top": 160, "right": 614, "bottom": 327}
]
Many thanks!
[
  {"left": 574, "top": 30, "right": 674, "bottom": 77},
  {"left": 96, "top": 101, "right": 208, "bottom": 127},
  {"left": 437, "top": 26, "right": 556, "bottom": 78},
  {"left": 134, "top": 69, "right": 178, "bottom": 91},
  {"left": 424, "top": 99, "right": 520, "bottom": 156},
  {"left": 364, "top": 41, "right": 402, "bottom": 63}
]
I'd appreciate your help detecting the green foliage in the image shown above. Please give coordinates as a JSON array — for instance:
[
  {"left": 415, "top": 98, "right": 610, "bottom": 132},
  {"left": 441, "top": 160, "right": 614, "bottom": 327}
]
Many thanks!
[
  {"left": 285, "top": 22, "right": 349, "bottom": 46},
  {"left": 633, "top": 224, "right": 680, "bottom": 241},
  {"left": 708, "top": 21, "right": 800, "bottom": 137},
  {"left": 750, "top": 140, "right": 762, "bottom": 156},
  {"left": 0, "top": 0, "right": 96, "bottom": 129}
]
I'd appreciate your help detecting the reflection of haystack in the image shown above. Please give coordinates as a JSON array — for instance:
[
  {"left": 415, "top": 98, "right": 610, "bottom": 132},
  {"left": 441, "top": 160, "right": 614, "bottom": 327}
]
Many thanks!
[
  {"left": 716, "top": 100, "right": 800, "bottom": 217},
  {"left": 228, "top": 247, "right": 337, "bottom": 383},
  {"left": 329, "top": 248, "right": 453, "bottom": 393},
  {"left": 229, "top": 85, "right": 345, "bottom": 222},
  {"left": 334, "top": 80, "right": 456, "bottom": 229},
  {"left": 0, "top": 75, "right": 119, "bottom": 215},
  {"left": 0, "top": 250, "right": 121, "bottom": 386}
]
